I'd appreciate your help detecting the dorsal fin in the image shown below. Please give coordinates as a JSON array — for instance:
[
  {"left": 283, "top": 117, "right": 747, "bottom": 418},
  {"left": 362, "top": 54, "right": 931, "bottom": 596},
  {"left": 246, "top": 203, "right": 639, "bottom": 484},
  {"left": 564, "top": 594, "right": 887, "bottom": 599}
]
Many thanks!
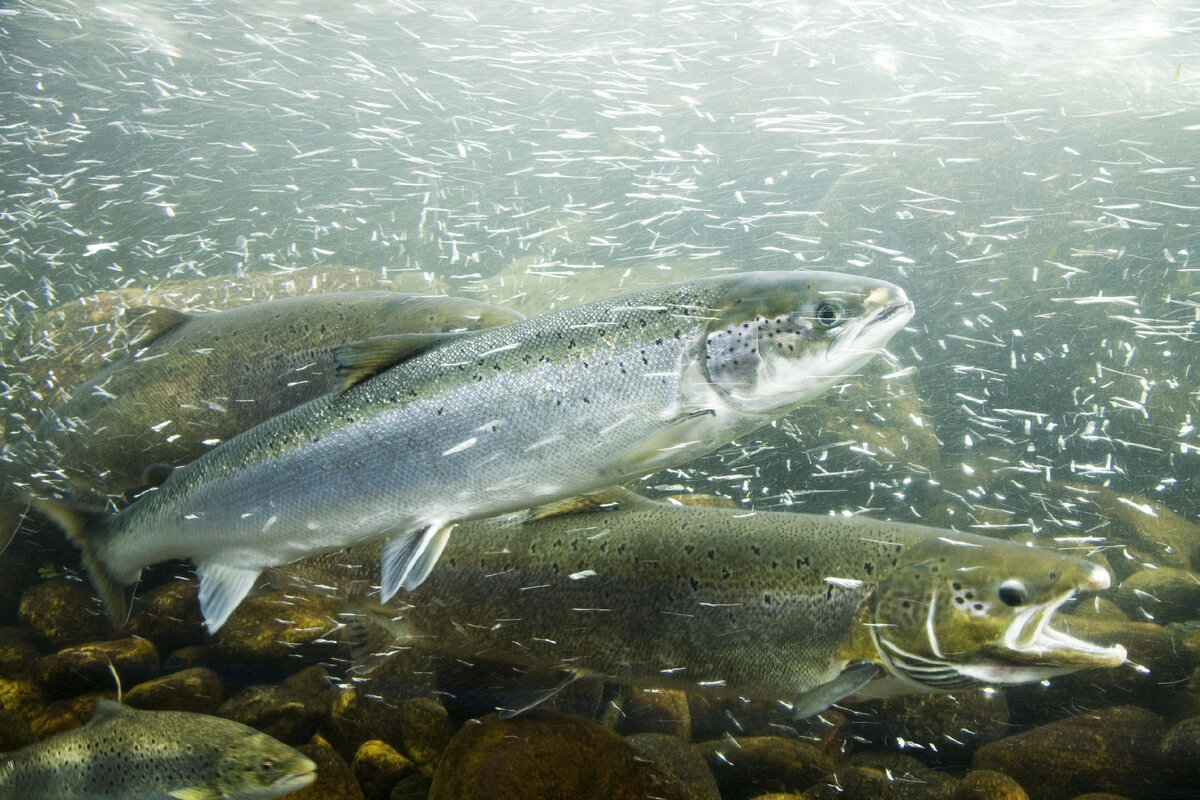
[
  {"left": 123, "top": 305, "right": 191, "bottom": 349},
  {"left": 89, "top": 698, "right": 133, "bottom": 724},
  {"left": 332, "top": 332, "right": 457, "bottom": 392}
]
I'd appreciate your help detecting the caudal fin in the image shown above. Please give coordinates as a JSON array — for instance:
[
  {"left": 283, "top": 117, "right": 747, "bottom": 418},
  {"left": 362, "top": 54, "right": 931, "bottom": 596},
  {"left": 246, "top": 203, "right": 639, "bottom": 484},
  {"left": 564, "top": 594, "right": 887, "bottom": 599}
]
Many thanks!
[{"left": 31, "top": 496, "right": 136, "bottom": 627}]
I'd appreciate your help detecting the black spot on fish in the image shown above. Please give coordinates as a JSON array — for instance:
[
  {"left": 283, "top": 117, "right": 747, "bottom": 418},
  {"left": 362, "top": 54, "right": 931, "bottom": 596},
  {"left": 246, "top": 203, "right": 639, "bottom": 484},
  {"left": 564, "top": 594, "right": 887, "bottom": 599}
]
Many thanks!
[
  {"left": 750, "top": 545, "right": 761, "bottom": 556},
  {"left": 763, "top": 592, "right": 773, "bottom": 605},
  {"left": 797, "top": 557, "right": 810, "bottom": 567},
  {"left": 864, "top": 562, "right": 874, "bottom": 574},
  {"left": 689, "top": 576, "right": 699, "bottom": 591},
  {"left": 707, "top": 549, "right": 715, "bottom": 560},
  {"left": 684, "top": 544, "right": 694, "bottom": 554}
]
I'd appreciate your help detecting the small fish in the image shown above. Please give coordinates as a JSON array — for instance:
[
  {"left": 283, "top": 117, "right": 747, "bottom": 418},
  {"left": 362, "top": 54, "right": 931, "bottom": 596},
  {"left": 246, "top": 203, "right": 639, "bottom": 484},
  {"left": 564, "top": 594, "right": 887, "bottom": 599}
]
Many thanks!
[
  {"left": 278, "top": 490, "right": 1126, "bottom": 718},
  {"left": 2, "top": 291, "right": 522, "bottom": 551},
  {"left": 38, "top": 270, "right": 913, "bottom": 632},
  {"left": 0, "top": 699, "right": 316, "bottom": 799}
]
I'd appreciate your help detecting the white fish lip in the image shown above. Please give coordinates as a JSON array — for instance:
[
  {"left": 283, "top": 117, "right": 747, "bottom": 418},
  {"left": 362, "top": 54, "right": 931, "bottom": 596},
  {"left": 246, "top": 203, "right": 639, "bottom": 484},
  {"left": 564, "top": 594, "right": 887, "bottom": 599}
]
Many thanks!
[{"left": 270, "top": 761, "right": 318, "bottom": 795}]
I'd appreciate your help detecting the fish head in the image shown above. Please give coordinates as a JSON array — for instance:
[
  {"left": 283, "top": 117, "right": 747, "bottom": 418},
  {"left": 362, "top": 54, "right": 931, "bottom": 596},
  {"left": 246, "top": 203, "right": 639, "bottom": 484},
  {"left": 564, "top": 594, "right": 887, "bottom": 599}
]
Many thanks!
[
  {"left": 697, "top": 270, "right": 913, "bottom": 415},
  {"left": 869, "top": 534, "right": 1126, "bottom": 692},
  {"left": 214, "top": 730, "right": 318, "bottom": 799}
]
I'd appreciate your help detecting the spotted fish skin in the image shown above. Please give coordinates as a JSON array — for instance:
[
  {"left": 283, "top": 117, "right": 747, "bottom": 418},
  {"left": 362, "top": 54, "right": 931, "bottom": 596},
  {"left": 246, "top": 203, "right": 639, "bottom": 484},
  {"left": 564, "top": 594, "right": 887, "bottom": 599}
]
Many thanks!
[
  {"left": 41, "top": 271, "right": 912, "bottom": 632},
  {"left": 1, "top": 291, "right": 522, "bottom": 551},
  {"left": 279, "top": 493, "right": 1125, "bottom": 712},
  {"left": 0, "top": 700, "right": 315, "bottom": 799}
]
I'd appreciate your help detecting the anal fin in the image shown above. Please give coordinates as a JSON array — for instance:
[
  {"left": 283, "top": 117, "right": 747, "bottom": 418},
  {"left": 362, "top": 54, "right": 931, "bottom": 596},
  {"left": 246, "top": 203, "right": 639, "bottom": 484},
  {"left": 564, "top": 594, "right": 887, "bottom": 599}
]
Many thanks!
[
  {"left": 380, "top": 523, "right": 456, "bottom": 601},
  {"left": 792, "top": 661, "right": 883, "bottom": 720},
  {"left": 196, "top": 562, "right": 262, "bottom": 634}
]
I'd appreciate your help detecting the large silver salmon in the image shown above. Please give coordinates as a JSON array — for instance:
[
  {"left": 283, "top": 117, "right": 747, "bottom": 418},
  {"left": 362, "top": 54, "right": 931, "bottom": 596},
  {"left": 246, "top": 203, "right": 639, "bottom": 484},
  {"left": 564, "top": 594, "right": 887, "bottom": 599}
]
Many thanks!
[
  {"left": 279, "top": 490, "right": 1127, "bottom": 717},
  {"left": 0, "top": 699, "right": 315, "bottom": 799},
  {"left": 40, "top": 270, "right": 913, "bottom": 632},
  {"left": 2, "top": 291, "right": 523, "bottom": 550}
]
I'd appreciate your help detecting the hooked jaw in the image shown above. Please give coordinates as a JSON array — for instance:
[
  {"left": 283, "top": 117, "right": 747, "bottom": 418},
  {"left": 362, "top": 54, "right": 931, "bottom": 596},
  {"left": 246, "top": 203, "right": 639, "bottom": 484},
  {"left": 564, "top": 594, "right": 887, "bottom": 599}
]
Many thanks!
[{"left": 828, "top": 286, "right": 914, "bottom": 363}]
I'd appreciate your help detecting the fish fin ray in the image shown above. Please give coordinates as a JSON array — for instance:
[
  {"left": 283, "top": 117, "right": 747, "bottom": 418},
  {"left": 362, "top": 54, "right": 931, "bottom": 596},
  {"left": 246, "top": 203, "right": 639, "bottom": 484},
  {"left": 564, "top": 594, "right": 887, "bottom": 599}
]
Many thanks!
[
  {"left": 604, "top": 409, "right": 717, "bottom": 478},
  {"left": 380, "top": 522, "right": 454, "bottom": 601},
  {"left": 169, "top": 788, "right": 220, "bottom": 800},
  {"left": 498, "top": 669, "right": 580, "bottom": 719},
  {"left": 526, "top": 487, "right": 655, "bottom": 521},
  {"left": 792, "top": 661, "right": 882, "bottom": 720},
  {"left": 333, "top": 332, "right": 457, "bottom": 391},
  {"left": 196, "top": 562, "right": 261, "bottom": 634},
  {"left": 0, "top": 492, "right": 30, "bottom": 555},
  {"left": 339, "top": 610, "right": 409, "bottom": 675},
  {"left": 31, "top": 496, "right": 135, "bottom": 627},
  {"left": 123, "top": 305, "right": 191, "bottom": 349}
]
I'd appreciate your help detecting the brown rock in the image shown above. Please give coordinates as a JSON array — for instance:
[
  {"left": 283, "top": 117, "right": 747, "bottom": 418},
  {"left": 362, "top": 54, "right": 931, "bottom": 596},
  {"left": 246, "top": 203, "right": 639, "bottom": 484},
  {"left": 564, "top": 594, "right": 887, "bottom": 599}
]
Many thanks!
[
  {"left": 398, "top": 697, "right": 454, "bottom": 777},
  {"left": 626, "top": 732, "right": 721, "bottom": 800},
  {"left": 30, "top": 692, "right": 116, "bottom": 738},
  {"left": 126, "top": 578, "right": 206, "bottom": 654},
  {"left": 18, "top": 581, "right": 114, "bottom": 649},
  {"left": 0, "top": 627, "right": 42, "bottom": 681},
  {"left": 972, "top": 705, "right": 1165, "bottom": 800},
  {"left": 1066, "top": 795, "right": 1133, "bottom": 800},
  {"left": 352, "top": 740, "right": 416, "bottom": 800},
  {"left": 697, "top": 735, "right": 835, "bottom": 800},
  {"left": 36, "top": 637, "right": 159, "bottom": 694},
  {"left": 953, "top": 770, "right": 1029, "bottom": 800},
  {"left": 0, "top": 677, "right": 46, "bottom": 726},
  {"left": 428, "top": 712, "right": 691, "bottom": 800},
  {"left": 326, "top": 686, "right": 408, "bottom": 764},
  {"left": 845, "top": 752, "right": 958, "bottom": 800},
  {"left": 287, "top": 734, "right": 365, "bottom": 800},
  {"left": 752, "top": 795, "right": 806, "bottom": 800},
  {"left": 162, "top": 645, "right": 208, "bottom": 671},
  {"left": 218, "top": 683, "right": 327, "bottom": 746},
  {"left": 1115, "top": 568, "right": 1200, "bottom": 625},
  {"left": 689, "top": 694, "right": 791, "bottom": 741},
  {"left": 388, "top": 775, "right": 432, "bottom": 800},
  {"left": 1159, "top": 716, "right": 1200, "bottom": 784},
  {"left": 123, "top": 667, "right": 225, "bottom": 712},
  {"left": 614, "top": 686, "right": 691, "bottom": 739},
  {"left": 805, "top": 765, "right": 889, "bottom": 800},
  {"left": 209, "top": 590, "right": 343, "bottom": 669},
  {"left": 0, "top": 547, "right": 39, "bottom": 623},
  {"left": 863, "top": 691, "right": 1011, "bottom": 764}
]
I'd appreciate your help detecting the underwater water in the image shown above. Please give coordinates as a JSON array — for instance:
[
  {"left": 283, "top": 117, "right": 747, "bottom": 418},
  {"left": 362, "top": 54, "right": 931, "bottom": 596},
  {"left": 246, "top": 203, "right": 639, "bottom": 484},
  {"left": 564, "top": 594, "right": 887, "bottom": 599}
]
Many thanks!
[{"left": 1, "top": 1, "right": 1198, "bottom": 799}]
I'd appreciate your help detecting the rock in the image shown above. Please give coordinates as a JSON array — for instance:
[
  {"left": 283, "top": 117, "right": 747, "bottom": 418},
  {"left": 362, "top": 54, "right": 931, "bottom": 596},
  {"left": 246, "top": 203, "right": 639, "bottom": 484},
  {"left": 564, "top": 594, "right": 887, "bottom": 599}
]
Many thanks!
[
  {"left": 1115, "top": 568, "right": 1200, "bottom": 625},
  {"left": 217, "top": 683, "right": 328, "bottom": 746},
  {"left": 626, "top": 732, "right": 721, "bottom": 800},
  {"left": 0, "top": 546, "right": 39, "bottom": 623},
  {"left": 861, "top": 691, "right": 1011, "bottom": 764},
  {"left": 0, "top": 706, "right": 36, "bottom": 751},
  {"left": 805, "top": 765, "right": 889, "bottom": 800},
  {"left": 952, "top": 770, "right": 1029, "bottom": 800},
  {"left": 843, "top": 752, "right": 958, "bottom": 800},
  {"left": 352, "top": 740, "right": 416, "bottom": 800},
  {"left": 1067, "top": 795, "right": 1133, "bottom": 800},
  {"left": 209, "top": 590, "right": 343, "bottom": 670},
  {"left": 123, "top": 667, "right": 225, "bottom": 712},
  {"left": 689, "top": 695, "right": 792, "bottom": 742},
  {"left": 30, "top": 692, "right": 116, "bottom": 738},
  {"left": 972, "top": 705, "right": 1166, "bottom": 800},
  {"left": 398, "top": 697, "right": 454, "bottom": 777},
  {"left": 287, "top": 734, "right": 365, "bottom": 800},
  {"left": 1159, "top": 716, "right": 1200, "bottom": 784},
  {"left": 1066, "top": 596, "right": 1128, "bottom": 623},
  {"left": 697, "top": 735, "right": 835, "bottom": 800},
  {"left": 326, "top": 686, "right": 408, "bottom": 765},
  {"left": 389, "top": 775, "right": 433, "bottom": 800},
  {"left": 614, "top": 686, "right": 691, "bottom": 739},
  {"left": 35, "top": 637, "right": 159, "bottom": 694},
  {"left": 0, "top": 677, "right": 46, "bottom": 725},
  {"left": 162, "top": 645, "right": 208, "bottom": 671},
  {"left": 0, "top": 627, "right": 42, "bottom": 681},
  {"left": 751, "top": 795, "right": 806, "bottom": 800},
  {"left": 18, "top": 580, "right": 114, "bottom": 649},
  {"left": 126, "top": 578, "right": 206, "bottom": 654},
  {"left": 427, "top": 712, "right": 692, "bottom": 800}
]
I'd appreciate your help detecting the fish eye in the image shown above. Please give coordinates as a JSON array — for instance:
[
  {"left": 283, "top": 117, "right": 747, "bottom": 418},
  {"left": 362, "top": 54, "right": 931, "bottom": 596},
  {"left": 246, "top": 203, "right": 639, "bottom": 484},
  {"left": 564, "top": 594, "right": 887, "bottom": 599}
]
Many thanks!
[
  {"left": 814, "top": 301, "right": 845, "bottom": 329},
  {"left": 259, "top": 759, "right": 276, "bottom": 772},
  {"left": 997, "top": 579, "right": 1028, "bottom": 607}
]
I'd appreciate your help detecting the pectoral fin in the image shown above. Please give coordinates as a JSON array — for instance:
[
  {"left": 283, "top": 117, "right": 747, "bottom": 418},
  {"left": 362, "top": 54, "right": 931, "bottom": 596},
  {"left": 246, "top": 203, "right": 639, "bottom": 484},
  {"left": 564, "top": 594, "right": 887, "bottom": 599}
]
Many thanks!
[
  {"left": 791, "top": 661, "right": 883, "bottom": 720},
  {"left": 498, "top": 669, "right": 580, "bottom": 719},
  {"left": 196, "top": 562, "right": 262, "bottom": 634},
  {"left": 169, "top": 788, "right": 221, "bottom": 800},
  {"left": 380, "top": 523, "right": 456, "bottom": 601},
  {"left": 333, "top": 332, "right": 459, "bottom": 391},
  {"left": 605, "top": 409, "right": 717, "bottom": 478}
]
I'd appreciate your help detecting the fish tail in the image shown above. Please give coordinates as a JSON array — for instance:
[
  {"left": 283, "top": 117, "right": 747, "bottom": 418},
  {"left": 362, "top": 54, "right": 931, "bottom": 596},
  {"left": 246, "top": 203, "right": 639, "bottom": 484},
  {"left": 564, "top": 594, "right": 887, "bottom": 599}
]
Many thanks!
[{"left": 31, "top": 496, "right": 136, "bottom": 627}]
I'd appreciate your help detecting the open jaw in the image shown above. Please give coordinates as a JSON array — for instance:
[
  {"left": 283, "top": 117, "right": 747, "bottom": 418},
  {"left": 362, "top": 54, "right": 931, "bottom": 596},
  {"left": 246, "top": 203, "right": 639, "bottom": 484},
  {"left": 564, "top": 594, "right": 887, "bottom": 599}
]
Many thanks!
[{"left": 961, "top": 590, "right": 1128, "bottom": 685}]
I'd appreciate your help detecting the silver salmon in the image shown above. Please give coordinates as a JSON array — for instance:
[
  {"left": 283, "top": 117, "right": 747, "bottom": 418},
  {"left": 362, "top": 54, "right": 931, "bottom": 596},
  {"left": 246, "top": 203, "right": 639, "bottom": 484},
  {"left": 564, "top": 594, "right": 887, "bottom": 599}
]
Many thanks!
[
  {"left": 39, "top": 270, "right": 913, "bottom": 632},
  {"left": 278, "top": 490, "right": 1127, "bottom": 717},
  {"left": 2, "top": 291, "right": 522, "bottom": 550},
  {"left": 0, "top": 699, "right": 316, "bottom": 799}
]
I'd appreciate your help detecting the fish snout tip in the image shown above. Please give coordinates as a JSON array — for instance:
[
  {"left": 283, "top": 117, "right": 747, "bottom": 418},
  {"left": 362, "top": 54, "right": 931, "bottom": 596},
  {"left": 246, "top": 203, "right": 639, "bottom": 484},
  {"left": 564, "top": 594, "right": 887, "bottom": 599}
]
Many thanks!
[{"left": 1087, "top": 564, "right": 1111, "bottom": 591}]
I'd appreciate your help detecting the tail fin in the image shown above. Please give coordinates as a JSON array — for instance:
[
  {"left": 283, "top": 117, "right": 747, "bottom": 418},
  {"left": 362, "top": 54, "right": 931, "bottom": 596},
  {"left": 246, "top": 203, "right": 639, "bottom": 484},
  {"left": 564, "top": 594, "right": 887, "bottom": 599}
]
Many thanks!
[{"left": 31, "top": 497, "right": 136, "bottom": 627}]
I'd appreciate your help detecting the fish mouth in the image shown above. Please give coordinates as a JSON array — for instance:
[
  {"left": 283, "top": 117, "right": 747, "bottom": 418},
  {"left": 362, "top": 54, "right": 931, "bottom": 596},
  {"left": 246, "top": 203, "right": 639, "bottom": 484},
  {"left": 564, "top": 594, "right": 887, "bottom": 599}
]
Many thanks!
[
  {"left": 829, "top": 292, "right": 914, "bottom": 361},
  {"left": 270, "top": 761, "right": 318, "bottom": 795},
  {"left": 998, "top": 586, "right": 1128, "bottom": 671}
]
